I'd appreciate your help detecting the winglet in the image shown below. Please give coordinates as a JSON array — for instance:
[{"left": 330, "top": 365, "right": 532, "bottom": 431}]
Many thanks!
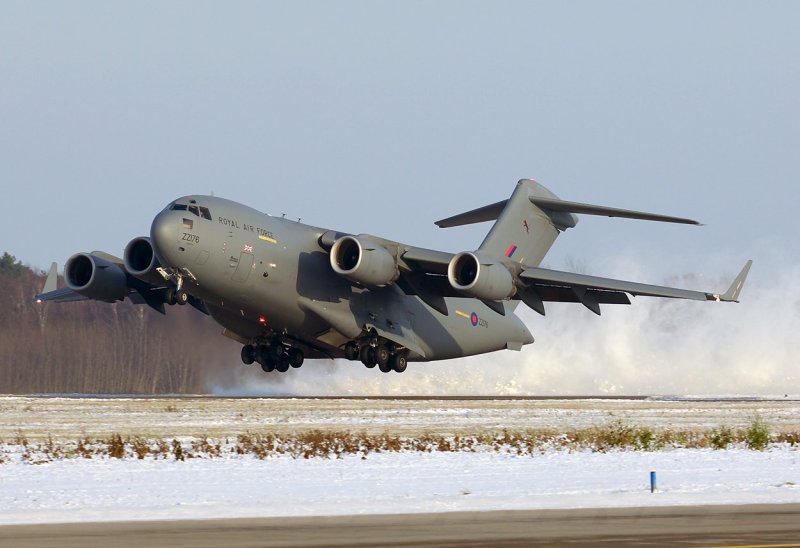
[
  {"left": 43, "top": 262, "right": 58, "bottom": 292},
  {"left": 711, "top": 260, "right": 752, "bottom": 303}
]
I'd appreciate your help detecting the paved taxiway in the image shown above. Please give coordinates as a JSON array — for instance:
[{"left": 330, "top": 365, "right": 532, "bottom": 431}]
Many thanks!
[{"left": 1, "top": 504, "right": 799, "bottom": 547}]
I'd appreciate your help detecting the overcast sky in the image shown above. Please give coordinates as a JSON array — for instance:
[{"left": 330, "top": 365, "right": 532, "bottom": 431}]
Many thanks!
[
  {"left": 1, "top": 1, "right": 797, "bottom": 279},
  {"left": 1, "top": 1, "right": 798, "bottom": 395}
]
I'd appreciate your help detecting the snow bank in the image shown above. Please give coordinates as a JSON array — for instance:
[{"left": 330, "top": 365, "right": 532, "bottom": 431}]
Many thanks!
[{"left": 2, "top": 448, "right": 799, "bottom": 525}]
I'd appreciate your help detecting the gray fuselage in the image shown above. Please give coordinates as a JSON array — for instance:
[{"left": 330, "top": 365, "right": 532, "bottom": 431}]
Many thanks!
[{"left": 150, "top": 196, "right": 533, "bottom": 361}]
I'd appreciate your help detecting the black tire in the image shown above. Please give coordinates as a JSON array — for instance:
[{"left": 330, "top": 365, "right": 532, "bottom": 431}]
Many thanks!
[
  {"left": 378, "top": 360, "right": 392, "bottom": 373},
  {"left": 375, "top": 345, "right": 390, "bottom": 367},
  {"left": 359, "top": 345, "right": 376, "bottom": 368},
  {"left": 164, "top": 287, "right": 177, "bottom": 306},
  {"left": 257, "top": 345, "right": 272, "bottom": 363},
  {"left": 176, "top": 289, "right": 189, "bottom": 305},
  {"left": 260, "top": 360, "right": 275, "bottom": 373},
  {"left": 289, "top": 348, "right": 304, "bottom": 368},
  {"left": 344, "top": 342, "right": 359, "bottom": 361},
  {"left": 241, "top": 345, "right": 255, "bottom": 365},
  {"left": 392, "top": 353, "right": 408, "bottom": 373},
  {"left": 276, "top": 355, "right": 290, "bottom": 372},
  {"left": 270, "top": 345, "right": 285, "bottom": 361}
]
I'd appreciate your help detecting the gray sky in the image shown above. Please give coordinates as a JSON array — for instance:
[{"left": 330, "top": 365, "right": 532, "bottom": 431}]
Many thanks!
[
  {"left": 1, "top": 1, "right": 797, "bottom": 277},
  {"left": 1, "top": 1, "right": 798, "bottom": 395}
]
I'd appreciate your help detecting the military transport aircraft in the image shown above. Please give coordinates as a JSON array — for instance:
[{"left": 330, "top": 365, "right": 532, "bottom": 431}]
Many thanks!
[{"left": 36, "top": 179, "right": 751, "bottom": 374}]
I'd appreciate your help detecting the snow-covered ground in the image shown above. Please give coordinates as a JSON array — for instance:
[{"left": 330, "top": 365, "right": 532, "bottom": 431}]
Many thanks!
[
  {"left": 2, "top": 396, "right": 799, "bottom": 525},
  {"left": 2, "top": 447, "right": 799, "bottom": 525}
]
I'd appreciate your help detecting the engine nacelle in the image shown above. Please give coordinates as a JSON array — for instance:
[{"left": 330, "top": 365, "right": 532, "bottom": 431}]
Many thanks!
[
  {"left": 65, "top": 253, "right": 128, "bottom": 302},
  {"left": 448, "top": 251, "right": 516, "bottom": 300},
  {"left": 124, "top": 237, "right": 164, "bottom": 285},
  {"left": 330, "top": 235, "right": 399, "bottom": 287}
]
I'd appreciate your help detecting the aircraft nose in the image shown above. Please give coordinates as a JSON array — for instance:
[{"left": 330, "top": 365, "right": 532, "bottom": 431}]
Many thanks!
[{"left": 150, "top": 209, "right": 179, "bottom": 265}]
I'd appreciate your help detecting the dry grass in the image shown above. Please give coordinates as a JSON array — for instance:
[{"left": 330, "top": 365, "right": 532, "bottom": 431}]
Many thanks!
[{"left": 1, "top": 418, "right": 794, "bottom": 463}]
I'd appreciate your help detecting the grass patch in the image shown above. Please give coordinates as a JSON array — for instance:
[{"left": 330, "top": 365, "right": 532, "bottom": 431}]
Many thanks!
[{"left": 2, "top": 422, "right": 797, "bottom": 463}]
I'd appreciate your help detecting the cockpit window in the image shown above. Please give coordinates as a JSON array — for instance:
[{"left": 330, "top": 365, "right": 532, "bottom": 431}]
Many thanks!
[{"left": 170, "top": 202, "right": 212, "bottom": 220}]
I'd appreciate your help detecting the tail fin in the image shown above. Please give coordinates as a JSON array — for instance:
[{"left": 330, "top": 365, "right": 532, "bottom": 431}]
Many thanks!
[
  {"left": 436, "top": 179, "right": 571, "bottom": 267},
  {"left": 435, "top": 178, "right": 702, "bottom": 267}
]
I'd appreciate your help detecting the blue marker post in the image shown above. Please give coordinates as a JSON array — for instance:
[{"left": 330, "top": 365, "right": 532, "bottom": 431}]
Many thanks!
[{"left": 650, "top": 471, "right": 657, "bottom": 493}]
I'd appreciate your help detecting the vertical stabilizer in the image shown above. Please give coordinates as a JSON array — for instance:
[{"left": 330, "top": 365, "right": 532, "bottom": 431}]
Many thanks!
[{"left": 478, "top": 179, "right": 574, "bottom": 267}]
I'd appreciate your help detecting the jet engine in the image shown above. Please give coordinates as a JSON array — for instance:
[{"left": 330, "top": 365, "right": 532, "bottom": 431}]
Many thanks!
[
  {"left": 447, "top": 251, "right": 515, "bottom": 301},
  {"left": 65, "top": 253, "right": 128, "bottom": 302},
  {"left": 330, "top": 235, "right": 399, "bottom": 287},
  {"left": 123, "top": 237, "right": 164, "bottom": 285}
]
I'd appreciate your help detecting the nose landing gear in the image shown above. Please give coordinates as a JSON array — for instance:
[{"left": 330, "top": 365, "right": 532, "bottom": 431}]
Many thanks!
[{"left": 158, "top": 268, "right": 194, "bottom": 306}]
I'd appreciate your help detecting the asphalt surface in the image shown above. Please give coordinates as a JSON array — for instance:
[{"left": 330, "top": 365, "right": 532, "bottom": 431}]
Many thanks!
[{"left": 2, "top": 504, "right": 800, "bottom": 547}]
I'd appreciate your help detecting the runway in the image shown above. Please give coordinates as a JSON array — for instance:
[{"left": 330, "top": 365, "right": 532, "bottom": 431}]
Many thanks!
[
  {"left": 3, "top": 395, "right": 799, "bottom": 440},
  {"left": 1, "top": 504, "right": 799, "bottom": 547}
]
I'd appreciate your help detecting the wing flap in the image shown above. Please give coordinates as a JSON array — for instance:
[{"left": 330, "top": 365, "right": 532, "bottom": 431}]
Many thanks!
[{"left": 520, "top": 266, "right": 710, "bottom": 300}]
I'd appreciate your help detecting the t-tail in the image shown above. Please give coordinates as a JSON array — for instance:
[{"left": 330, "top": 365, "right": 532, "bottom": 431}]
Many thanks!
[{"left": 436, "top": 178, "right": 700, "bottom": 267}]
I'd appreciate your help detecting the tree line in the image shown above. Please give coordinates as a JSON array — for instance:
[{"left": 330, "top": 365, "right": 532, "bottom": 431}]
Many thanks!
[{"left": 0, "top": 252, "right": 237, "bottom": 394}]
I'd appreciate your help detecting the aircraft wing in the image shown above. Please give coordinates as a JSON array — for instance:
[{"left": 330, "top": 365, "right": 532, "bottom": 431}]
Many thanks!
[
  {"left": 33, "top": 262, "right": 88, "bottom": 303},
  {"left": 518, "top": 260, "right": 752, "bottom": 315},
  {"left": 32, "top": 259, "right": 209, "bottom": 316},
  {"left": 320, "top": 231, "right": 751, "bottom": 316},
  {"left": 400, "top": 247, "right": 452, "bottom": 275},
  {"left": 35, "top": 287, "right": 90, "bottom": 303}
]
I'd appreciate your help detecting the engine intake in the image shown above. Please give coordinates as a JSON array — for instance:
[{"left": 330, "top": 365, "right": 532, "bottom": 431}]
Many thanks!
[
  {"left": 65, "top": 253, "right": 128, "bottom": 302},
  {"left": 448, "top": 252, "right": 515, "bottom": 300},
  {"left": 330, "top": 235, "right": 399, "bottom": 287},
  {"left": 124, "top": 237, "right": 164, "bottom": 285}
]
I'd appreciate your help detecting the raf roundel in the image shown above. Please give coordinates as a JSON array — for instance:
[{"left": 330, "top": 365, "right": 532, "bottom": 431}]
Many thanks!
[{"left": 470, "top": 312, "right": 479, "bottom": 326}]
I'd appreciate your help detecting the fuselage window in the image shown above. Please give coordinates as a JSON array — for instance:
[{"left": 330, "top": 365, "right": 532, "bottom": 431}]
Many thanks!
[
  {"left": 199, "top": 206, "right": 212, "bottom": 220},
  {"left": 170, "top": 203, "right": 187, "bottom": 211},
  {"left": 188, "top": 205, "right": 200, "bottom": 217}
]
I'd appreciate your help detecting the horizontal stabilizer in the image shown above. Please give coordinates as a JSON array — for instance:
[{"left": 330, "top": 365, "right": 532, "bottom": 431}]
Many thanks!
[
  {"left": 435, "top": 200, "right": 508, "bottom": 228},
  {"left": 531, "top": 197, "right": 701, "bottom": 226}
]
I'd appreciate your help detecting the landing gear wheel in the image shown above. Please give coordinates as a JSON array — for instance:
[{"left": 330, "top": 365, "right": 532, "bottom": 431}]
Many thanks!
[
  {"left": 360, "top": 346, "right": 376, "bottom": 368},
  {"left": 288, "top": 348, "right": 304, "bottom": 368},
  {"left": 164, "top": 287, "right": 177, "bottom": 306},
  {"left": 344, "top": 342, "right": 359, "bottom": 361},
  {"left": 390, "top": 353, "right": 408, "bottom": 373},
  {"left": 257, "top": 346, "right": 275, "bottom": 372},
  {"left": 276, "top": 354, "right": 290, "bottom": 373},
  {"left": 241, "top": 345, "right": 255, "bottom": 365},
  {"left": 375, "top": 345, "right": 390, "bottom": 368},
  {"left": 378, "top": 360, "right": 392, "bottom": 373},
  {"left": 175, "top": 289, "right": 189, "bottom": 305}
]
